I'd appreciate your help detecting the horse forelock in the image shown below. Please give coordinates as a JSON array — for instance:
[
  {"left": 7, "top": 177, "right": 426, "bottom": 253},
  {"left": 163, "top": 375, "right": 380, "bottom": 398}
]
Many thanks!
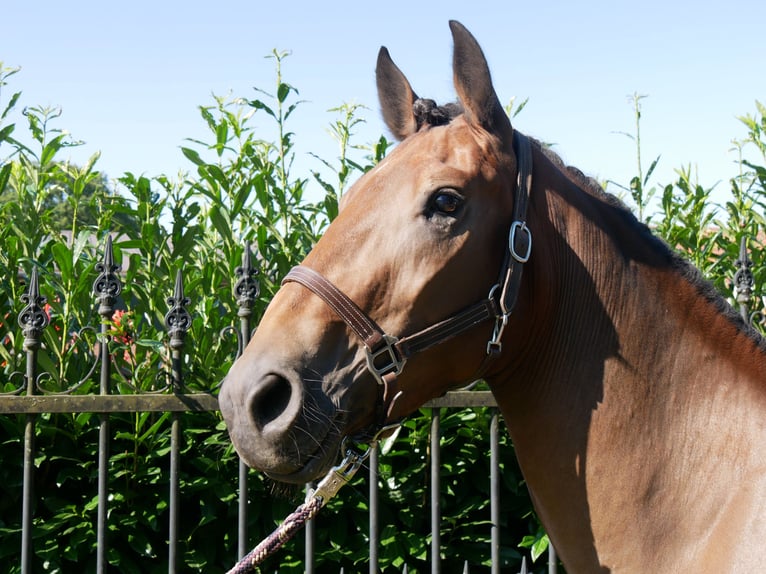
[{"left": 412, "top": 98, "right": 463, "bottom": 130}]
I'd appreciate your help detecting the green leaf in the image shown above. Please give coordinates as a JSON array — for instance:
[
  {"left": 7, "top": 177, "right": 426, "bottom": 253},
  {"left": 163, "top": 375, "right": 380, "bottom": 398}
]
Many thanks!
[
  {"left": 231, "top": 181, "right": 253, "bottom": 218},
  {"left": 72, "top": 230, "right": 92, "bottom": 262},
  {"left": 207, "top": 204, "right": 233, "bottom": 244},
  {"left": 215, "top": 122, "right": 229, "bottom": 156},
  {"left": 199, "top": 163, "right": 229, "bottom": 193},
  {"left": 181, "top": 146, "right": 204, "bottom": 166},
  {"left": 248, "top": 98, "right": 276, "bottom": 119},
  {"left": 277, "top": 82, "right": 291, "bottom": 103},
  {"left": 644, "top": 154, "right": 661, "bottom": 186},
  {"left": 1, "top": 90, "right": 21, "bottom": 120},
  {"left": 40, "top": 132, "right": 68, "bottom": 167},
  {"left": 0, "top": 123, "right": 15, "bottom": 143},
  {"left": 0, "top": 162, "right": 11, "bottom": 192},
  {"left": 531, "top": 534, "right": 549, "bottom": 562},
  {"left": 51, "top": 241, "right": 73, "bottom": 279}
]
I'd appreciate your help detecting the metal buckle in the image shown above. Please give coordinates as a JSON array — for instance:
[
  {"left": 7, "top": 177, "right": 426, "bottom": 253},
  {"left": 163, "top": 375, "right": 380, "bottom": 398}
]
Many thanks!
[
  {"left": 509, "top": 221, "right": 532, "bottom": 263},
  {"left": 486, "top": 313, "right": 509, "bottom": 356},
  {"left": 366, "top": 334, "right": 406, "bottom": 380}
]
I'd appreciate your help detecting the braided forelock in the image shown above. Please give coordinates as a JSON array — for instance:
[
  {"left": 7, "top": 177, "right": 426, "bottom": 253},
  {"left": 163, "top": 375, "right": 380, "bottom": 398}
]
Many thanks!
[{"left": 413, "top": 98, "right": 463, "bottom": 129}]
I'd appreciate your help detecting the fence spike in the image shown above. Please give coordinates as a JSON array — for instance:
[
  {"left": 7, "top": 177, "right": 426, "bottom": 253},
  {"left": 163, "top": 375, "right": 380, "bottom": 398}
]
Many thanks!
[
  {"left": 92, "top": 235, "right": 122, "bottom": 318},
  {"left": 234, "top": 242, "right": 260, "bottom": 319},
  {"left": 519, "top": 556, "right": 528, "bottom": 574},
  {"left": 18, "top": 267, "right": 49, "bottom": 353},
  {"left": 734, "top": 235, "right": 754, "bottom": 322},
  {"left": 166, "top": 269, "right": 192, "bottom": 351}
]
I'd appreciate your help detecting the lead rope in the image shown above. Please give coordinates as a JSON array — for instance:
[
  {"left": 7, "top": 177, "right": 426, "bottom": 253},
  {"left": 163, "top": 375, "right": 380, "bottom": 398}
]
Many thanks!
[
  {"left": 226, "top": 497, "right": 323, "bottom": 574},
  {"left": 226, "top": 437, "right": 378, "bottom": 574}
]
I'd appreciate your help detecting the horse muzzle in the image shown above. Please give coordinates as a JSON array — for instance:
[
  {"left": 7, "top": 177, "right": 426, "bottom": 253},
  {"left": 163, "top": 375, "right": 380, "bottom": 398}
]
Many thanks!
[{"left": 219, "top": 364, "right": 342, "bottom": 484}]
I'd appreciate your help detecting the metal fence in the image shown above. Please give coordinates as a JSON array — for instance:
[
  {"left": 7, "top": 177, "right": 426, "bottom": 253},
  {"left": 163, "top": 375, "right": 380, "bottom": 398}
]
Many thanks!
[
  {"left": 1, "top": 236, "right": 761, "bottom": 573},
  {"left": 0, "top": 237, "right": 557, "bottom": 574}
]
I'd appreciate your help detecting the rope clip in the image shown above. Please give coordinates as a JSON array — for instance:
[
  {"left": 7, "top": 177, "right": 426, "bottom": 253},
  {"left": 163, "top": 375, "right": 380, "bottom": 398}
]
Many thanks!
[{"left": 312, "top": 438, "right": 371, "bottom": 504}]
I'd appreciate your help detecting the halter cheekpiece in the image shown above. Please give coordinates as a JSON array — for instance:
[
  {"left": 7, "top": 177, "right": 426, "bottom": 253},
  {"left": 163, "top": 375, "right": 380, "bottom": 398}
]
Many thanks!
[{"left": 282, "top": 130, "right": 534, "bottom": 434}]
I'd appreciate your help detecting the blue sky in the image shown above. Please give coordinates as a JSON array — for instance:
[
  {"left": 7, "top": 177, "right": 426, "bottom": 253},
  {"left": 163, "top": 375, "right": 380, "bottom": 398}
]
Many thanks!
[{"left": 2, "top": 0, "right": 764, "bottom": 209}]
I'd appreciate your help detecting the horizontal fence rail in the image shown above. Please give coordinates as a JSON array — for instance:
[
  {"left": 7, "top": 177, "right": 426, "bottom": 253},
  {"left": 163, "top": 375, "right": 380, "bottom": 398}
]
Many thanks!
[{"left": 1, "top": 235, "right": 761, "bottom": 573}]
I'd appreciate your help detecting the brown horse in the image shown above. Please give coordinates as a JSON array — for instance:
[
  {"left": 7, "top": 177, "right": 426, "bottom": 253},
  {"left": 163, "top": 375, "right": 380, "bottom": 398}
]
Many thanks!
[{"left": 219, "top": 21, "right": 766, "bottom": 572}]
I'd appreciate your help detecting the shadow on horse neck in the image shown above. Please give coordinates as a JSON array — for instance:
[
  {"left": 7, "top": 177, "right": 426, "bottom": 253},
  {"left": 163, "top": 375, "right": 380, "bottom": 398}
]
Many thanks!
[
  {"left": 487, "top": 146, "right": 616, "bottom": 572},
  {"left": 491, "top": 140, "right": 766, "bottom": 572}
]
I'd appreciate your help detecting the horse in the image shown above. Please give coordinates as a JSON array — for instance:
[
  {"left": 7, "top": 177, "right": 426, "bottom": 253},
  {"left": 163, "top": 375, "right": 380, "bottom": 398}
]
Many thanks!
[{"left": 219, "top": 21, "right": 766, "bottom": 572}]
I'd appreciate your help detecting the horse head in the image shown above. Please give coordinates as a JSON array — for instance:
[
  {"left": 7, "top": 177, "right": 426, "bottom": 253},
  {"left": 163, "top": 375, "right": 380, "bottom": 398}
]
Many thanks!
[
  {"left": 219, "top": 19, "right": 766, "bottom": 574},
  {"left": 219, "top": 21, "right": 526, "bottom": 484}
]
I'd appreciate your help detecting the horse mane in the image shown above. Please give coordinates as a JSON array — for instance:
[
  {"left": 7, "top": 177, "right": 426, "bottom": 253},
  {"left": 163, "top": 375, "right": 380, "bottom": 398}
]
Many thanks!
[{"left": 532, "top": 138, "right": 766, "bottom": 353}]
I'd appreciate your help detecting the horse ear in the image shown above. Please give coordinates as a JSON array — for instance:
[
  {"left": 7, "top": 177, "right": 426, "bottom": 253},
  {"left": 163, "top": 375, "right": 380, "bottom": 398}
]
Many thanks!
[
  {"left": 449, "top": 21, "right": 513, "bottom": 141},
  {"left": 376, "top": 47, "right": 419, "bottom": 141}
]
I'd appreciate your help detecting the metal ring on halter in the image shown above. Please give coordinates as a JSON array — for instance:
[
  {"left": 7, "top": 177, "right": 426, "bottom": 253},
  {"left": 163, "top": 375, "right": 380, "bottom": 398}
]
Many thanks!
[{"left": 509, "top": 221, "right": 532, "bottom": 263}]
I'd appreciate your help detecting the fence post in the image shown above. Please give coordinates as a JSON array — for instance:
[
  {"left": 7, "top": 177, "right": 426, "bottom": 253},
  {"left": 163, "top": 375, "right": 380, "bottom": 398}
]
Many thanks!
[
  {"left": 93, "top": 236, "right": 122, "bottom": 574},
  {"left": 233, "top": 243, "right": 259, "bottom": 558},
  {"left": 548, "top": 543, "right": 558, "bottom": 573},
  {"left": 166, "top": 269, "right": 192, "bottom": 574},
  {"left": 490, "top": 410, "right": 500, "bottom": 574},
  {"left": 369, "top": 443, "right": 380, "bottom": 574},
  {"left": 306, "top": 482, "right": 316, "bottom": 574},
  {"left": 18, "top": 266, "right": 48, "bottom": 574},
  {"left": 430, "top": 409, "right": 441, "bottom": 574}
]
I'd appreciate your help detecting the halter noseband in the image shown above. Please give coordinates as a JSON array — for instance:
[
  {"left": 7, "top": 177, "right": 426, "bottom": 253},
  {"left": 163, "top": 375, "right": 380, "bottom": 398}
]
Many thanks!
[{"left": 282, "top": 131, "right": 533, "bottom": 432}]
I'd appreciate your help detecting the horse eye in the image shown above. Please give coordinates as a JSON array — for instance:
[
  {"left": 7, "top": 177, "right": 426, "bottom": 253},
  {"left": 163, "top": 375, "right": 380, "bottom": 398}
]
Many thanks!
[{"left": 432, "top": 191, "right": 463, "bottom": 215}]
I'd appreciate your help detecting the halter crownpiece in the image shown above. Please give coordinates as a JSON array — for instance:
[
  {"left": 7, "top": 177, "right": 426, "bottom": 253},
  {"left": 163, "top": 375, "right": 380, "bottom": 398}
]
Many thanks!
[{"left": 282, "top": 130, "right": 534, "bottom": 429}]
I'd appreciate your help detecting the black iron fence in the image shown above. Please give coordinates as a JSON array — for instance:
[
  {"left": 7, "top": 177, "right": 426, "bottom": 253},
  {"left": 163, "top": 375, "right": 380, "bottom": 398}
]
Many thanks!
[{"left": 1, "top": 236, "right": 761, "bottom": 573}]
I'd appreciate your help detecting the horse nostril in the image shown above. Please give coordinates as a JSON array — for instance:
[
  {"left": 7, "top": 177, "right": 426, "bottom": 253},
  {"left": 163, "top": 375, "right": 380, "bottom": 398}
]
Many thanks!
[{"left": 249, "top": 374, "right": 294, "bottom": 430}]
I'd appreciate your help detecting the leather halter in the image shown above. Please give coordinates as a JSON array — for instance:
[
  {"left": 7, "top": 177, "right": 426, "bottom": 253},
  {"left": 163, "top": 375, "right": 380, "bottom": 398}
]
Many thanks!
[{"left": 282, "top": 131, "right": 533, "bottom": 430}]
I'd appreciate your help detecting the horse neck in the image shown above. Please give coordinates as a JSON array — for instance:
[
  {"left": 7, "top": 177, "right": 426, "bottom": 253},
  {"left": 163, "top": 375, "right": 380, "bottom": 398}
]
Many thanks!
[{"left": 488, "top": 151, "right": 766, "bottom": 572}]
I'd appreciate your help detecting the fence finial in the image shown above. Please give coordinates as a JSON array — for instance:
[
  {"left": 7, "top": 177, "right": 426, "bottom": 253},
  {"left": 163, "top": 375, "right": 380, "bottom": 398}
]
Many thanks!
[
  {"left": 166, "top": 269, "right": 192, "bottom": 351},
  {"left": 734, "top": 236, "right": 754, "bottom": 322},
  {"left": 93, "top": 235, "right": 122, "bottom": 318},
  {"left": 18, "top": 267, "right": 49, "bottom": 352},
  {"left": 234, "top": 243, "right": 260, "bottom": 319}
]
